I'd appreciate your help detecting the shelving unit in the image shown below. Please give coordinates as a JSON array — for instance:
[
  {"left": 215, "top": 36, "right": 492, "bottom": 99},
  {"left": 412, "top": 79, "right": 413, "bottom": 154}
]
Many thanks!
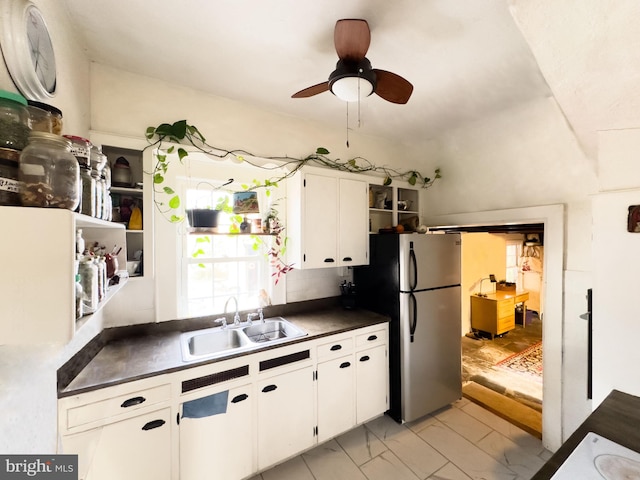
[
  {"left": 102, "top": 145, "right": 145, "bottom": 277},
  {"left": 0, "top": 206, "right": 126, "bottom": 344},
  {"left": 368, "top": 183, "right": 421, "bottom": 233}
]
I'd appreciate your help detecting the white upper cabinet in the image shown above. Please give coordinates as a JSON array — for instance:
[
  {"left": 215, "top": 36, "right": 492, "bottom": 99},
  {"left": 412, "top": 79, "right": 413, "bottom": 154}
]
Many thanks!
[{"left": 287, "top": 168, "right": 369, "bottom": 269}]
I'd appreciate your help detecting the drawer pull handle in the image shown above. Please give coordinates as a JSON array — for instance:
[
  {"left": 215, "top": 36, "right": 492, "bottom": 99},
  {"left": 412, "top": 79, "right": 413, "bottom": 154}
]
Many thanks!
[
  {"left": 231, "top": 393, "right": 249, "bottom": 403},
  {"left": 324, "top": 258, "right": 335, "bottom": 263},
  {"left": 262, "top": 384, "right": 278, "bottom": 393},
  {"left": 342, "top": 257, "right": 353, "bottom": 262},
  {"left": 121, "top": 396, "right": 146, "bottom": 408},
  {"left": 360, "top": 355, "right": 370, "bottom": 362},
  {"left": 367, "top": 335, "right": 378, "bottom": 341},
  {"left": 142, "top": 419, "right": 165, "bottom": 431},
  {"left": 339, "top": 362, "right": 351, "bottom": 369},
  {"left": 330, "top": 344, "right": 342, "bottom": 351}
]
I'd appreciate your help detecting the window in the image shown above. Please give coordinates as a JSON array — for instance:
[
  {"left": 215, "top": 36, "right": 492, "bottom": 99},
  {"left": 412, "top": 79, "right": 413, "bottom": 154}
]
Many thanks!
[
  {"left": 179, "top": 184, "right": 270, "bottom": 318},
  {"left": 505, "top": 241, "right": 521, "bottom": 285}
]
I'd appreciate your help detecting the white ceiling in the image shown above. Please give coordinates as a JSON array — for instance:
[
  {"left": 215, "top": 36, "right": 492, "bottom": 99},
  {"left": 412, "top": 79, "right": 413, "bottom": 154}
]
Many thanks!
[{"left": 62, "top": 0, "right": 553, "bottom": 147}]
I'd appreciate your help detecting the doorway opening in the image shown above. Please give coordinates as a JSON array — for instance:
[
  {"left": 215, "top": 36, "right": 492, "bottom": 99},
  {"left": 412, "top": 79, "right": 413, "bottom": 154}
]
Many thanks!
[{"left": 432, "top": 223, "right": 545, "bottom": 438}]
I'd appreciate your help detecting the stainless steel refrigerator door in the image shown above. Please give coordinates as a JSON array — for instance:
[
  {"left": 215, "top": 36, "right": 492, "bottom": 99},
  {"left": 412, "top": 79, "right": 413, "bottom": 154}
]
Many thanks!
[
  {"left": 399, "top": 286, "right": 462, "bottom": 422},
  {"left": 399, "top": 234, "right": 461, "bottom": 292}
]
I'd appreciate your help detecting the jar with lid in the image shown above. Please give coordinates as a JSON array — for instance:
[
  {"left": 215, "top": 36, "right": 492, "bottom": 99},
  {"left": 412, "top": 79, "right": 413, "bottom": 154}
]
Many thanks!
[
  {"left": 78, "top": 257, "right": 98, "bottom": 313},
  {"left": 79, "top": 164, "right": 95, "bottom": 217},
  {"left": 91, "top": 168, "right": 103, "bottom": 219},
  {"left": 63, "top": 135, "right": 91, "bottom": 167},
  {"left": 0, "top": 90, "right": 30, "bottom": 150},
  {"left": 27, "top": 100, "right": 62, "bottom": 135},
  {"left": 0, "top": 147, "right": 21, "bottom": 206},
  {"left": 19, "top": 132, "right": 80, "bottom": 210},
  {"left": 90, "top": 144, "right": 107, "bottom": 173},
  {"left": 99, "top": 173, "right": 111, "bottom": 220},
  {"left": 26, "top": 102, "right": 52, "bottom": 133},
  {"left": 111, "top": 156, "right": 132, "bottom": 187}
]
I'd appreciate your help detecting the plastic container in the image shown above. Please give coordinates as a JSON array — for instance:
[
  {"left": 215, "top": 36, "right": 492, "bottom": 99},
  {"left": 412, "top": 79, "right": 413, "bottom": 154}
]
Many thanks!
[
  {"left": 0, "top": 90, "right": 30, "bottom": 150},
  {"left": 27, "top": 100, "right": 62, "bottom": 135},
  {"left": 19, "top": 132, "right": 80, "bottom": 210},
  {"left": 63, "top": 135, "right": 91, "bottom": 167},
  {"left": 0, "top": 147, "right": 21, "bottom": 206}
]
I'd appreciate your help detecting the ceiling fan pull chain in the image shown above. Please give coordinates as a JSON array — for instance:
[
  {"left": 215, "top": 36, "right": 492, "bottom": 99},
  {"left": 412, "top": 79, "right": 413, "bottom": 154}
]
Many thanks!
[{"left": 346, "top": 101, "right": 350, "bottom": 148}]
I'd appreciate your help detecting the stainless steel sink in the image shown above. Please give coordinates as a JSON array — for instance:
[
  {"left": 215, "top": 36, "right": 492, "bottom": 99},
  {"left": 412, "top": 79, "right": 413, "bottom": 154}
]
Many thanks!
[
  {"left": 180, "top": 317, "right": 307, "bottom": 361},
  {"left": 242, "top": 318, "right": 307, "bottom": 343}
]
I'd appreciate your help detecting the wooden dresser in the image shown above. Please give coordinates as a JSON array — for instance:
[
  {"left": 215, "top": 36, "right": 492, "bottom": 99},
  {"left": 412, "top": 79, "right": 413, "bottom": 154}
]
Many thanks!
[{"left": 470, "top": 290, "right": 529, "bottom": 338}]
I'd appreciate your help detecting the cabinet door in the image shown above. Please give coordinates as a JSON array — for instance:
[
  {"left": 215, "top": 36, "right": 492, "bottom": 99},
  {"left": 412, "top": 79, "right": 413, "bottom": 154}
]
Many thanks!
[
  {"left": 180, "top": 383, "right": 254, "bottom": 480},
  {"left": 302, "top": 173, "right": 338, "bottom": 268},
  {"left": 338, "top": 178, "right": 368, "bottom": 266},
  {"left": 356, "top": 345, "right": 388, "bottom": 424},
  {"left": 257, "top": 366, "right": 315, "bottom": 470},
  {"left": 317, "top": 354, "right": 355, "bottom": 442},
  {"left": 62, "top": 408, "right": 171, "bottom": 480}
]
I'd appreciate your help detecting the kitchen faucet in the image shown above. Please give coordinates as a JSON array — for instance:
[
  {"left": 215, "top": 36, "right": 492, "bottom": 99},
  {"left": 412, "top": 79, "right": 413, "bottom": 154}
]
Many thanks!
[{"left": 224, "top": 296, "right": 240, "bottom": 325}]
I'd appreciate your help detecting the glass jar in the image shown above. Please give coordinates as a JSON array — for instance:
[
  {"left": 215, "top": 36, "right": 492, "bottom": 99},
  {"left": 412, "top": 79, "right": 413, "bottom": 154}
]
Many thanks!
[
  {"left": 99, "top": 174, "right": 111, "bottom": 221},
  {"left": 63, "top": 135, "right": 91, "bottom": 167},
  {"left": 79, "top": 164, "right": 96, "bottom": 217},
  {"left": 75, "top": 228, "right": 85, "bottom": 256},
  {"left": 91, "top": 168, "right": 103, "bottom": 219},
  {"left": 0, "top": 90, "right": 30, "bottom": 150},
  {"left": 19, "top": 132, "right": 80, "bottom": 210},
  {"left": 26, "top": 103, "right": 52, "bottom": 133},
  {"left": 28, "top": 100, "right": 62, "bottom": 135},
  {"left": 75, "top": 274, "right": 84, "bottom": 320},
  {"left": 90, "top": 144, "right": 107, "bottom": 173},
  {"left": 78, "top": 257, "right": 98, "bottom": 313},
  {"left": 0, "top": 147, "right": 21, "bottom": 206}
]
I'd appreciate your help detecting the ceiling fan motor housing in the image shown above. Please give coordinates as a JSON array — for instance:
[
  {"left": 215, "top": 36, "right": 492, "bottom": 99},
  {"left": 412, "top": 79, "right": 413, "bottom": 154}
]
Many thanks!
[{"left": 329, "top": 58, "right": 377, "bottom": 100}]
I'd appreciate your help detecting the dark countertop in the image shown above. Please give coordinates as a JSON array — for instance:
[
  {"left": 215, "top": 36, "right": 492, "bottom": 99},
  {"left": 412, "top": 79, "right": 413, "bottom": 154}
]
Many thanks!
[
  {"left": 532, "top": 390, "right": 640, "bottom": 479},
  {"left": 58, "top": 302, "right": 389, "bottom": 398}
]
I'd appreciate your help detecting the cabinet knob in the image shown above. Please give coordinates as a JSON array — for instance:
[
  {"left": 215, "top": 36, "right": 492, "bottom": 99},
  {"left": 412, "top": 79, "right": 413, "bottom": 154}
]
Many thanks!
[
  {"left": 121, "top": 396, "right": 146, "bottom": 408},
  {"left": 141, "top": 419, "right": 165, "bottom": 431}
]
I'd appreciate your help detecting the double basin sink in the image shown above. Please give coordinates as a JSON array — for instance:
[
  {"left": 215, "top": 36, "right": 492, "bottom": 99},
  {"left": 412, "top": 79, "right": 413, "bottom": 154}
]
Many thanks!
[{"left": 180, "top": 317, "right": 307, "bottom": 362}]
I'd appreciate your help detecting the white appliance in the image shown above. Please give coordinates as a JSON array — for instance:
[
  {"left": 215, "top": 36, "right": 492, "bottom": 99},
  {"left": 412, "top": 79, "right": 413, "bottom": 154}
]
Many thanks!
[{"left": 354, "top": 233, "right": 462, "bottom": 423}]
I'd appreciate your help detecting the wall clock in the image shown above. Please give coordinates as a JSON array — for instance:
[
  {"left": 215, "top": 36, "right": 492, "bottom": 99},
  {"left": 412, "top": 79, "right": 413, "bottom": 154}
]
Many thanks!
[{"left": 1, "top": 0, "right": 57, "bottom": 101}]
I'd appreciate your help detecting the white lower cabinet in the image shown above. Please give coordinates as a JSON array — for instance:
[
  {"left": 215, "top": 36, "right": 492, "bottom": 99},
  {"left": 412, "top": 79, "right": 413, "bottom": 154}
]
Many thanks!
[
  {"left": 356, "top": 344, "right": 388, "bottom": 424},
  {"left": 257, "top": 365, "right": 315, "bottom": 470},
  {"left": 179, "top": 382, "right": 254, "bottom": 480},
  {"left": 317, "top": 353, "right": 356, "bottom": 442},
  {"left": 62, "top": 407, "right": 171, "bottom": 480}
]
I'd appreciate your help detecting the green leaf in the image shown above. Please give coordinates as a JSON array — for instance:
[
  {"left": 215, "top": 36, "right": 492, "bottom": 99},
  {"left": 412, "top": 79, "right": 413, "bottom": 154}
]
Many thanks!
[
  {"left": 241, "top": 184, "right": 249, "bottom": 190},
  {"left": 156, "top": 154, "right": 166, "bottom": 163},
  {"left": 195, "top": 236, "right": 210, "bottom": 244},
  {"left": 265, "top": 190, "right": 271, "bottom": 197},
  {"left": 170, "top": 120, "right": 188, "bottom": 139},
  {"left": 145, "top": 126, "right": 156, "bottom": 139},
  {"left": 166, "top": 146, "right": 175, "bottom": 153},
  {"left": 153, "top": 173, "right": 164, "bottom": 184},
  {"left": 348, "top": 159, "right": 356, "bottom": 167},
  {"left": 316, "top": 147, "right": 330, "bottom": 155},
  {"left": 198, "top": 263, "right": 206, "bottom": 268},
  {"left": 154, "top": 123, "right": 174, "bottom": 137},
  {"left": 236, "top": 155, "right": 245, "bottom": 162},
  {"left": 383, "top": 176, "right": 392, "bottom": 186},
  {"left": 163, "top": 186, "right": 175, "bottom": 194},
  {"left": 177, "top": 148, "right": 189, "bottom": 161},
  {"left": 168, "top": 196, "right": 181, "bottom": 209},
  {"left": 408, "top": 174, "right": 417, "bottom": 186},
  {"left": 170, "top": 214, "right": 182, "bottom": 223}
]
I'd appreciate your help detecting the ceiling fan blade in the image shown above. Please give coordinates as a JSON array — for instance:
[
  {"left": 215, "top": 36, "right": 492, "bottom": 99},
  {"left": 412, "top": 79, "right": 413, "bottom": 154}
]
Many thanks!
[
  {"left": 334, "top": 19, "right": 370, "bottom": 61},
  {"left": 373, "top": 69, "right": 414, "bottom": 104},
  {"left": 291, "top": 82, "right": 330, "bottom": 98}
]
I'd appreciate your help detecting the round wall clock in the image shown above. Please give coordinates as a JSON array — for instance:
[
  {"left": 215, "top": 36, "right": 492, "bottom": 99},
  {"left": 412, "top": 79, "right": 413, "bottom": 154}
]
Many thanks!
[{"left": 1, "top": 0, "right": 57, "bottom": 101}]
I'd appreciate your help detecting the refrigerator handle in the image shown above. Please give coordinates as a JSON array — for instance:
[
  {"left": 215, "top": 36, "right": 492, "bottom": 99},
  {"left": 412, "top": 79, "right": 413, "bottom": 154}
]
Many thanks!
[
  {"left": 409, "top": 246, "right": 417, "bottom": 291},
  {"left": 409, "top": 292, "right": 417, "bottom": 342}
]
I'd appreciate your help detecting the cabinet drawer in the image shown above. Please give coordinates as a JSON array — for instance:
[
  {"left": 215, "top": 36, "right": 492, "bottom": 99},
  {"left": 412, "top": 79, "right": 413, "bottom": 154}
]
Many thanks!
[
  {"left": 67, "top": 383, "right": 171, "bottom": 429},
  {"left": 355, "top": 327, "right": 387, "bottom": 348},
  {"left": 497, "top": 314, "right": 515, "bottom": 333},
  {"left": 497, "top": 299, "right": 515, "bottom": 319},
  {"left": 317, "top": 336, "right": 353, "bottom": 359}
]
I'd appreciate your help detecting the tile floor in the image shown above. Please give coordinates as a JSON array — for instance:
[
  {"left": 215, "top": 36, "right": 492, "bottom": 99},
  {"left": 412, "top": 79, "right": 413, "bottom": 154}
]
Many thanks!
[{"left": 251, "top": 397, "right": 552, "bottom": 480}]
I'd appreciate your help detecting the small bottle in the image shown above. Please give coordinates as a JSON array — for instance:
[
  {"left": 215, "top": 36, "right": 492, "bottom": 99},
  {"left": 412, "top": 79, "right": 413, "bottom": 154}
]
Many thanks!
[
  {"left": 75, "top": 274, "right": 84, "bottom": 320},
  {"left": 75, "top": 229, "right": 85, "bottom": 256},
  {"left": 79, "top": 258, "right": 98, "bottom": 313}
]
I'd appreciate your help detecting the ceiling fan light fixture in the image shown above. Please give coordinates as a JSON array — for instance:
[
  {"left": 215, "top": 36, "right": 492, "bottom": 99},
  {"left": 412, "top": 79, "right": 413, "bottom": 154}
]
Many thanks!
[{"left": 330, "top": 76, "right": 374, "bottom": 102}]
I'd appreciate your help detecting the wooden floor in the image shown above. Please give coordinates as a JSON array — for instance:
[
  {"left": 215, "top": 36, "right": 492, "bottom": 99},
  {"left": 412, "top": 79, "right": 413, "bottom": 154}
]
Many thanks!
[{"left": 463, "top": 381, "right": 542, "bottom": 439}]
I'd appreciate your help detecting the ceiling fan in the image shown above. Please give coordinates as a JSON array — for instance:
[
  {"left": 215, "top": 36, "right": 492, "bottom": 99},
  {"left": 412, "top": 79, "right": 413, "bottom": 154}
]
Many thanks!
[{"left": 292, "top": 19, "right": 413, "bottom": 104}]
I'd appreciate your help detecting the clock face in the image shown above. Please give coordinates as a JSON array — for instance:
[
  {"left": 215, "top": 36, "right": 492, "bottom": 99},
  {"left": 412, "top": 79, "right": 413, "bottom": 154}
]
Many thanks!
[{"left": 25, "top": 5, "right": 56, "bottom": 94}]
